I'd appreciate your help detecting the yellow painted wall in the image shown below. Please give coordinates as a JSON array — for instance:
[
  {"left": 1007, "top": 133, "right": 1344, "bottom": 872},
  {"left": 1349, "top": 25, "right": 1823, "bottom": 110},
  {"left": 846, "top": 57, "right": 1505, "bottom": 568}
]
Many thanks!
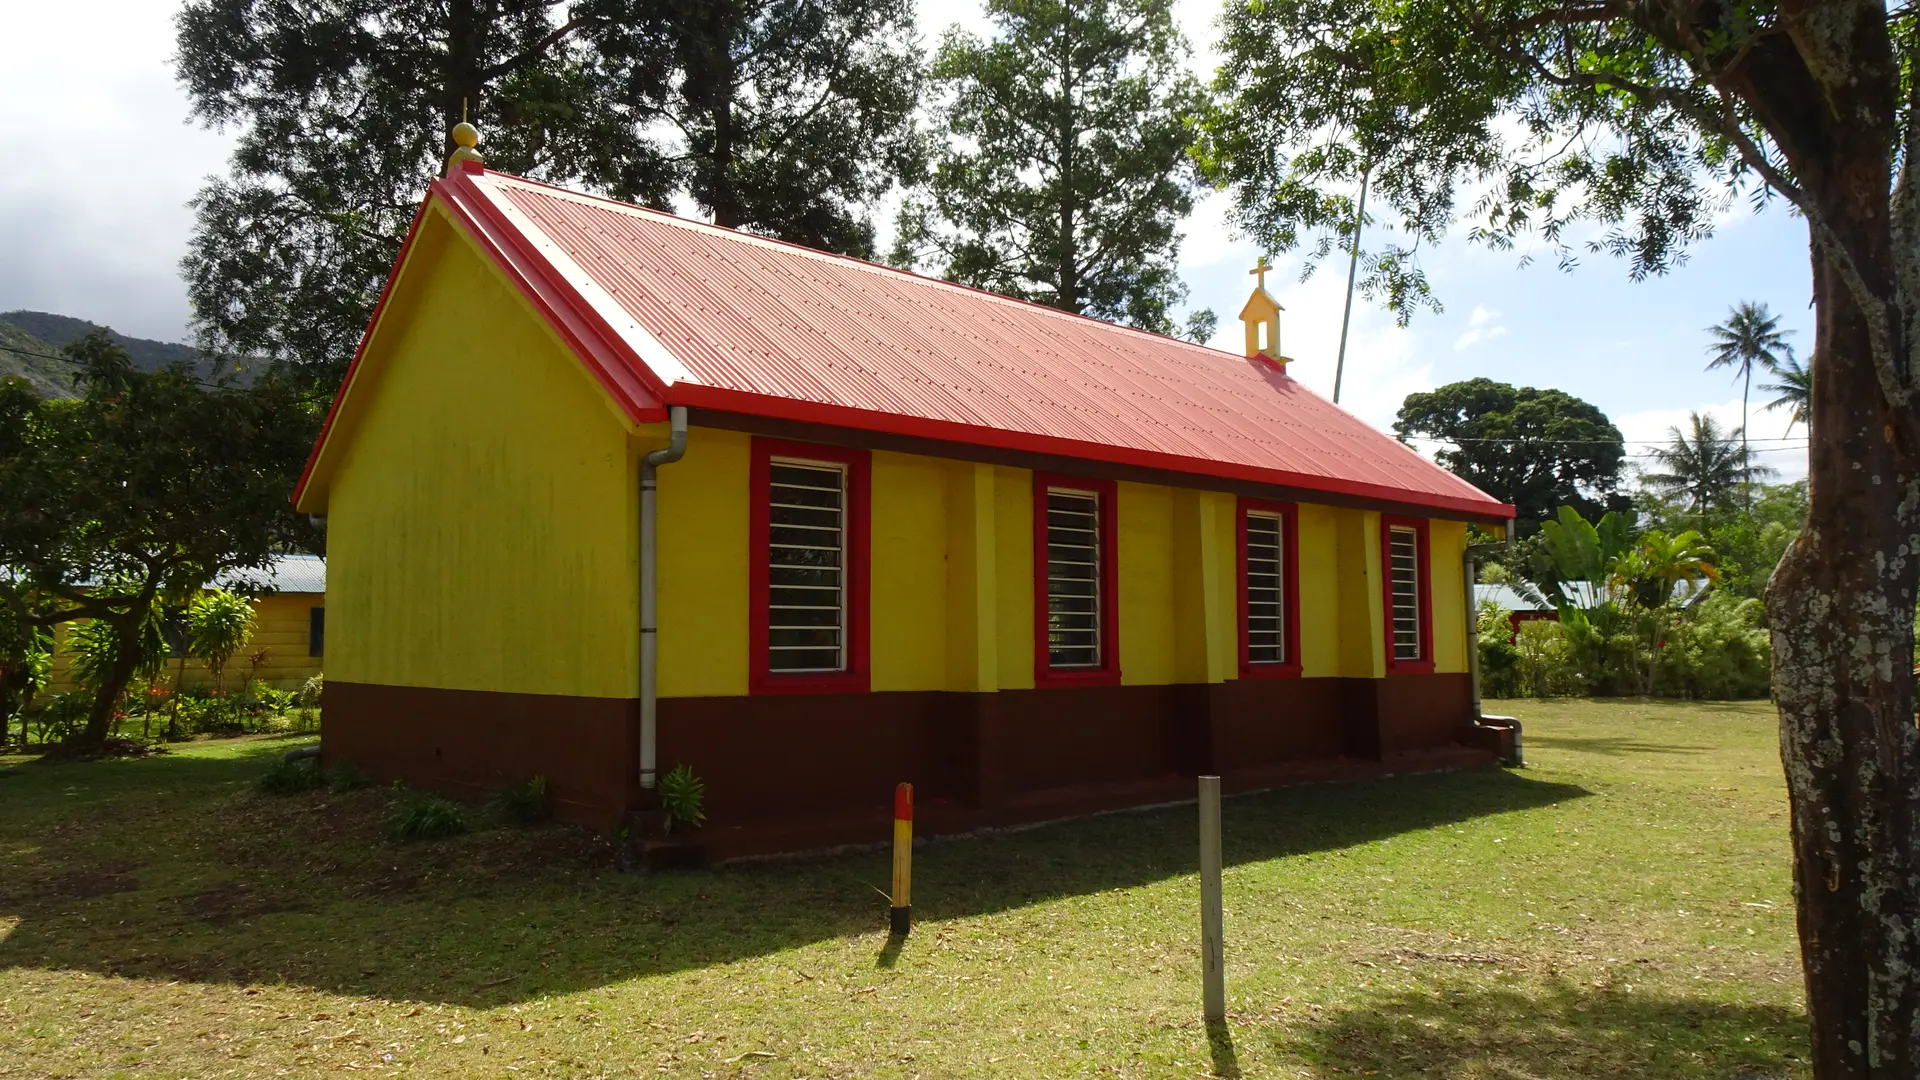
[
  {"left": 321, "top": 210, "right": 640, "bottom": 697},
  {"left": 992, "top": 466, "right": 1036, "bottom": 691},
  {"left": 1295, "top": 504, "right": 1343, "bottom": 679},
  {"left": 871, "top": 451, "right": 950, "bottom": 692},
  {"left": 1334, "top": 509, "right": 1387, "bottom": 679},
  {"left": 634, "top": 434, "right": 1463, "bottom": 695},
  {"left": 944, "top": 462, "right": 999, "bottom": 693},
  {"left": 654, "top": 425, "right": 750, "bottom": 698},
  {"left": 47, "top": 594, "right": 325, "bottom": 694},
  {"left": 1428, "top": 520, "right": 1470, "bottom": 674},
  {"left": 1117, "top": 481, "right": 1176, "bottom": 686}
]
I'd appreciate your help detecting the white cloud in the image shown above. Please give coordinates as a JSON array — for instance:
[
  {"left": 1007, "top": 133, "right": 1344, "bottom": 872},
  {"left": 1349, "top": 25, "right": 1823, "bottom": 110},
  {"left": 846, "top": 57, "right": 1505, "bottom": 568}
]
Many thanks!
[
  {"left": 1451, "top": 305, "right": 1507, "bottom": 352},
  {"left": 1614, "top": 397, "right": 1808, "bottom": 482}
]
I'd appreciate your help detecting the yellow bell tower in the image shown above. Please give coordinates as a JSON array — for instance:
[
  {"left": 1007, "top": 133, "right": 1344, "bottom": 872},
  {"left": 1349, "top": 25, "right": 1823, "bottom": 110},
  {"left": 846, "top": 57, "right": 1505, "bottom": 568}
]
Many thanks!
[{"left": 1240, "top": 256, "right": 1285, "bottom": 368}]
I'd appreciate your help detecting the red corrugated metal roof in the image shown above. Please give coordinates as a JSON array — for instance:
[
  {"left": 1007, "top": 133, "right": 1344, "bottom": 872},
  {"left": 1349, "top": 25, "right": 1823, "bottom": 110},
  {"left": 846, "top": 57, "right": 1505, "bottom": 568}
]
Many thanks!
[{"left": 320, "top": 164, "right": 1510, "bottom": 519}]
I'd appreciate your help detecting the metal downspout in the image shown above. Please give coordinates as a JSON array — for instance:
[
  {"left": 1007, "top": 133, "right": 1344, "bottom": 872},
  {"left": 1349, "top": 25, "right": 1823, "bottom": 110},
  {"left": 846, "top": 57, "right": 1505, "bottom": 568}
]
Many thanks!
[
  {"left": 640, "top": 407, "right": 688, "bottom": 790},
  {"left": 1465, "top": 540, "right": 1524, "bottom": 767}
]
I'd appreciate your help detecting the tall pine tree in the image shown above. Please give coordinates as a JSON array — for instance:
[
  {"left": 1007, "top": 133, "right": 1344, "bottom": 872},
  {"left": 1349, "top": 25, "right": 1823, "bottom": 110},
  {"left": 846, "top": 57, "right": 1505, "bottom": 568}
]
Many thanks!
[
  {"left": 176, "top": 0, "right": 921, "bottom": 393},
  {"left": 641, "top": 0, "right": 925, "bottom": 257},
  {"left": 890, "top": 0, "right": 1209, "bottom": 336}
]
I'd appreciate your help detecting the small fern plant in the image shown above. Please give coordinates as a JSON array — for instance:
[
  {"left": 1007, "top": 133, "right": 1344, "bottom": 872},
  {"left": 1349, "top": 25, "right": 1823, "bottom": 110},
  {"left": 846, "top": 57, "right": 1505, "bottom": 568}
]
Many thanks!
[{"left": 658, "top": 764, "right": 706, "bottom": 832}]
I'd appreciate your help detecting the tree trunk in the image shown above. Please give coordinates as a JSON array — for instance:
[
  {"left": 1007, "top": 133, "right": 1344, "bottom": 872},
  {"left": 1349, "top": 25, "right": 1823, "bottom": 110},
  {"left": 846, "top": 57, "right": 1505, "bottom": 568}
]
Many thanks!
[
  {"left": 1767, "top": 195, "right": 1920, "bottom": 1076},
  {"left": 79, "top": 616, "right": 143, "bottom": 747}
]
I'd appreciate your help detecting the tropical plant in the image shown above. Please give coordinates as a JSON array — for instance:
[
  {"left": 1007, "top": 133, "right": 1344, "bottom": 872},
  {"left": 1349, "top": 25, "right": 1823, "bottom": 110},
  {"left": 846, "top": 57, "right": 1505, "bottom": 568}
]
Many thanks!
[
  {"left": 658, "top": 764, "right": 707, "bottom": 831},
  {"left": 1759, "top": 353, "right": 1812, "bottom": 435},
  {"left": 0, "top": 603, "right": 51, "bottom": 747},
  {"left": 186, "top": 589, "right": 257, "bottom": 696},
  {"left": 257, "top": 757, "right": 326, "bottom": 795},
  {"left": 387, "top": 792, "right": 467, "bottom": 843},
  {"left": 491, "top": 775, "right": 550, "bottom": 824},
  {"left": 1641, "top": 414, "right": 1776, "bottom": 516},
  {"left": 891, "top": 0, "right": 1210, "bottom": 335},
  {"left": 68, "top": 604, "right": 169, "bottom": 701},
  {"left": 1705, "top": 302, "right": 1795, "bottom": 491}
]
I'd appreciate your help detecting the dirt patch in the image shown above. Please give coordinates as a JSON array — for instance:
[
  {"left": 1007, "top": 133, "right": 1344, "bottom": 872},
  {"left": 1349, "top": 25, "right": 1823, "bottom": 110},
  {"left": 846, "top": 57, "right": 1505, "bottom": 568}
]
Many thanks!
[
  {"left": 179, "top": 882, "right": 310, "bottom": 925},
  {"left": 41, "top": 868, "right": 142, "bottom": 900}
]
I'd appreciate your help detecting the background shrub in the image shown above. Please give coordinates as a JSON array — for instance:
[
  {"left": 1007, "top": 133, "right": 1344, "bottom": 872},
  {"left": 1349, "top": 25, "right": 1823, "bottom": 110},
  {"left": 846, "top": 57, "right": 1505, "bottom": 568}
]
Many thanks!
[{"left": 257, "top": 757, "right": 325, "bottom": 794}]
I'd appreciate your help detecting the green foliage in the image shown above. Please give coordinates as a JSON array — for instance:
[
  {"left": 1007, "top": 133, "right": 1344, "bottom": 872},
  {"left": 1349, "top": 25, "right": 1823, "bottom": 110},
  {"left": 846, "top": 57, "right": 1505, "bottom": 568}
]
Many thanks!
[
  {"left": 658, "top": 764, "right": 706, "bottom": 831},
  {"left": 1654, "top": 593, "right": 1772, "bottom": 700},
  {"left": 491, "top": 775, "right": 551, "bottom": 824},
  {"left": 186, "top": 589, "right": 257, "bottom": 692},
  {"left": 68, "top": 605, "right": 169, "bottom": 696},
  {"left": 1396, "top": 380, "right": 1626, "bottom": 532},
  {"left": 1758, "top": 356, "right": 1810, "bottom": 434},
  {"left": 328, "top": 760, "right": 375, "bottom": 793},
  {"left": 1705, "top": 302, "right": 1795, "bottom": 478},
  {"left": 1641, "top": 413, "right": 1776, "bottom": 516},
  {"left": 256, "top": 757, "right": 326, "bottom": 795},
  {"left": 1474, "top": 601, "right": 1523, "bottom": 699},
  {"left": 175, "top": 0, "right": 922, "bottom": 390},
  {"left": 387, "top": 792, "right": 468, "bottom": 843},
  {"left": 295, "top": 674, "right": 324, "bottom": 708},
  {"left": 0, "top": 607, "right": 51, "bottom": 743},
  {"left": 891, "top": 0, "right": 1208, "bottom": 335},
  {"left": 0, "top": 332, "right": 317, "bottom": 746}
]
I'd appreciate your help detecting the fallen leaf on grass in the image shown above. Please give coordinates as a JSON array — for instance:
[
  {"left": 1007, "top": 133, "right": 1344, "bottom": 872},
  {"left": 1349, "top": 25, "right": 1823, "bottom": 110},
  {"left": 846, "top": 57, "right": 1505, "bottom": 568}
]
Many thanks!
[{"left": 723, "top": 1051, "right": 777, "bottom": 1063}]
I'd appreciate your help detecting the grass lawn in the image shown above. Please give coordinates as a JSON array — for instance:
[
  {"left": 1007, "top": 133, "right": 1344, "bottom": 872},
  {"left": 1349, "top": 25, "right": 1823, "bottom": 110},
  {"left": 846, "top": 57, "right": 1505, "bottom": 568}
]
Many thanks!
[{"left": 0, "top": 699, "right": 1806, "bottom": 1079}]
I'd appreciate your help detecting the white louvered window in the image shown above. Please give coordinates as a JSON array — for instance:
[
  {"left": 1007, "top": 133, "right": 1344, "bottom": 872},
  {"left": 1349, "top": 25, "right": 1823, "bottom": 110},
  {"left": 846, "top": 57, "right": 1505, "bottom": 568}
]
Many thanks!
[
  {"left": 1045, "top": 489, "right": 1102, "bottom": 668},
  {"left": 767, "top": 460, "right": 846, "bottom": 672},
  {"left": 1388, "top": 525, "right": 1423, "bottom": 660},
  {"left": 1244, "top": 512, "right": 1286, "bottom": 664}
]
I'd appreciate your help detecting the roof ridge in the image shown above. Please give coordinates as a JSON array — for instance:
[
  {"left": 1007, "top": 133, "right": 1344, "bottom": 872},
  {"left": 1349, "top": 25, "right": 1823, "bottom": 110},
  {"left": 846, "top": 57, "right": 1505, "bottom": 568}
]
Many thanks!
[{"left": 475, "top": 169, "right": 1250, "bottom": 363}]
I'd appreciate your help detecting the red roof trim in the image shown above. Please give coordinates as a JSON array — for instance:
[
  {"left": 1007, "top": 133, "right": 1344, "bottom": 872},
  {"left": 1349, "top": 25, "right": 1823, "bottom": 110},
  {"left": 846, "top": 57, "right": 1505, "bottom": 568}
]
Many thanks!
[
  {"left": 668, "top": 382, "right": 1514, "bottom": 522},
  {"left": 291, "top": 194, "right": 435, "bottom": 510},
  {"left": 435, "top": 168, "right": 667, "bottom": 422}
]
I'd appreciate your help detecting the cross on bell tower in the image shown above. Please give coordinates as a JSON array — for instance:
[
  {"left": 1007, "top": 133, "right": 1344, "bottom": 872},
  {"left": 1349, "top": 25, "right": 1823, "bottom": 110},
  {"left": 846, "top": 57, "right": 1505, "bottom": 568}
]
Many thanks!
[{"left": 1240, "top": 256, "right": 1285, "bottom": 367}]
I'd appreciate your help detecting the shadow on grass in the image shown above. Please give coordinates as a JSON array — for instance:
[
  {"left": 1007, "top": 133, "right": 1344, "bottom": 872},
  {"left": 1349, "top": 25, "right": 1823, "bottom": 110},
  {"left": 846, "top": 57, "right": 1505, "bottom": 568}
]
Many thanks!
[
  {"left": 1271, "top": 979, "right": 1805, "bottom": 1078},
  {"left": 0, "top": 744, "right": 1588, "bottom": 1008},
  {"left": 1526, "top": 734, "right": 1716, "bottom": 757},
  {"left": 1205, "top": 1018, "right": 1242, "bottom": 1078}
]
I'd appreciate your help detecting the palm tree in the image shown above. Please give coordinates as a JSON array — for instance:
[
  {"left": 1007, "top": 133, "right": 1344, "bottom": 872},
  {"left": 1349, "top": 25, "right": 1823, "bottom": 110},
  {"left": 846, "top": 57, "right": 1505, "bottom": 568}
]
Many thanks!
[
  {"left": 1759, "top": 352, "right": 1812, "bottom": 434},
  {"left": 1642, "top": 412, "right": 1778, "bottom": 515},
  {"left": 1705, "top": 301, "right": 1794, "bottom": 502}
]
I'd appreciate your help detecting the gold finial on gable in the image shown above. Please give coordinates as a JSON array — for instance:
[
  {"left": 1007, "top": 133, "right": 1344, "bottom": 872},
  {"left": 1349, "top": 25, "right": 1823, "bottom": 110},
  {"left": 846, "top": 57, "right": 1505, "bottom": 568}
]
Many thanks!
[
  {"left": 1240, "top": 256, "right": 1285, "bottom": 367},
  {"left": 444, "top": 101, "right": 483, "bottom": 175}
]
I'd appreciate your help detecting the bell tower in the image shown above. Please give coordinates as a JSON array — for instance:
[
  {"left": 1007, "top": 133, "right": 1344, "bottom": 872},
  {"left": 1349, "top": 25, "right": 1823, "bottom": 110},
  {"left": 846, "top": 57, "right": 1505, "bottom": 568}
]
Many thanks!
[{"left": 1240, "top": 256, "right": 1285, "bottom": 368}]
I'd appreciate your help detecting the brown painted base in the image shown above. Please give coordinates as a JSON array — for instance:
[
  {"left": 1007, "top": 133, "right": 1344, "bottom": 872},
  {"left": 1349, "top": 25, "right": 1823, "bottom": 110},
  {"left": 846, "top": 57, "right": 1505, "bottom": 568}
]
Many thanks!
[{"left": 322, "top": 674, "right": 1493, "bottom": 854}]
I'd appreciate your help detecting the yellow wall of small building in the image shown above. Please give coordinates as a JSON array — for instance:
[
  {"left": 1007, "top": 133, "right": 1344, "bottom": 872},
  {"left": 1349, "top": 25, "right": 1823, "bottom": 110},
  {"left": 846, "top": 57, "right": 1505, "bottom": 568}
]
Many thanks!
[{"left": 47, "top": 593, "right": 324, "bottom": 694}]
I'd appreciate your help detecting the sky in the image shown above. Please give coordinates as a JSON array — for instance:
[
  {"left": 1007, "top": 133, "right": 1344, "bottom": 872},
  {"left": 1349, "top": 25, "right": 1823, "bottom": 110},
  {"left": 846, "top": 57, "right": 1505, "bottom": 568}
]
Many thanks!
[{"left": 0, "top": 0, "right": 1813, "bottom": 479}]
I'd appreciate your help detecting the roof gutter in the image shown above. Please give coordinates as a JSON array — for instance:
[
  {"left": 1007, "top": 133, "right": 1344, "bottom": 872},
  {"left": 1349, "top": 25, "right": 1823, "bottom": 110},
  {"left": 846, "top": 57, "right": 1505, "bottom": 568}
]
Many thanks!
[{"left": 639, "top": 406, "right": 688, "bottom": 790}]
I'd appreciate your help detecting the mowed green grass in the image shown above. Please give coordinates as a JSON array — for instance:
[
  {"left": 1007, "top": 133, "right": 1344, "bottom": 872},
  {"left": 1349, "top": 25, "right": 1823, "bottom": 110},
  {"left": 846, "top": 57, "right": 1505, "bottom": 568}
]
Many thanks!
[{"left": 0, "top": 699, "right": 1806, "bottom": 1079}]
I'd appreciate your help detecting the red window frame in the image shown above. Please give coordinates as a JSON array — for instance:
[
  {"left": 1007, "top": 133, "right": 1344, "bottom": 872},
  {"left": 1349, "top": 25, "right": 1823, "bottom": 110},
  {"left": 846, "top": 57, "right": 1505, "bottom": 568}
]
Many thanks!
[
  {"left": 749, "top": 438, "right": 871, "bottom": 695},
  {"left": 1380, "top": 515, "right": 1434, "bottom": 674},
  {"left": 1237, "top": 497, "right": 1302, "bottom": 678},
  {"left": 1033, "top": 473, "right": 1121, "bottom": 688}
]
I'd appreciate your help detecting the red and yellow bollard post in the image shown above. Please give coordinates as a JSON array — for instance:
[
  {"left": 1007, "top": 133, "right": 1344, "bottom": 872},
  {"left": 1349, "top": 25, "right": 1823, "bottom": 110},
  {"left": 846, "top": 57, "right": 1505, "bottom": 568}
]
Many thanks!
[{"left": 890, "top": 782, "right": 913, "bottom": 937}]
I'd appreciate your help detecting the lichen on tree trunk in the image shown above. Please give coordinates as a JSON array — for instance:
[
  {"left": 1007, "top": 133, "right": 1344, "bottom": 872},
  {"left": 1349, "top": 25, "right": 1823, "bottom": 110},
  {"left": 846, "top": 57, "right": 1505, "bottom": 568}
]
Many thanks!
[{"left": 1768, "top": 232, "right": 1920, "bottom": 1078}]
